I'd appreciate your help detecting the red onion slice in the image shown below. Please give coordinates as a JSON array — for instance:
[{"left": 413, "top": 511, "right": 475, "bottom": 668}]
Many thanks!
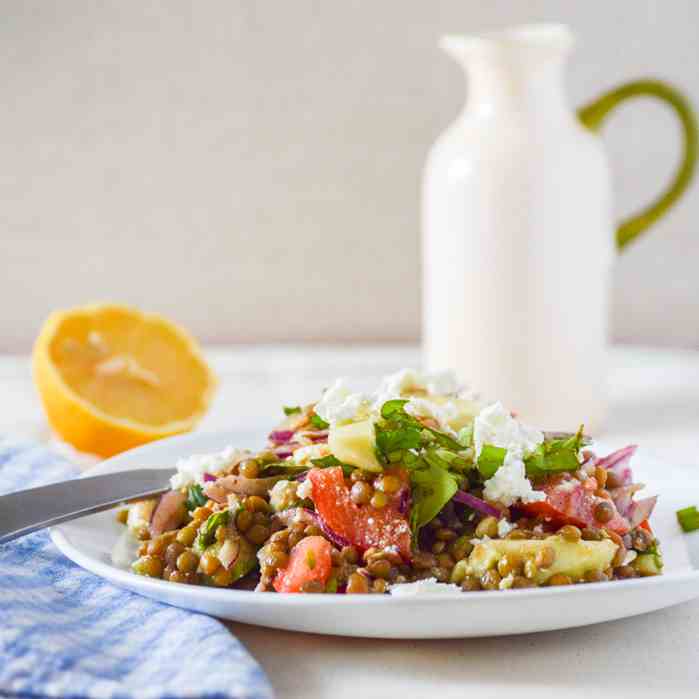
[
  {"left": 608, "top": 483, "right": 644, "bottom": 517},
  {"left": 205, "top": 473, "right": 286, "bottom": 501},
  {"left": 452, "top": 490, "right": 501, "bottom": 518},
  {"left": 596, "top": 445, "right": 637, "bottom": 486},
  {"left": 269, "top": 430, "right": 296, "bottom": 445},
  {"left": 628, "top": 496, "right": 658, "bottom": 529},
  {"left": 150, "top": 490, "right": 187, "bottom": 536},
  {"left": 274, "top": 507, "right": 350, "bottom": 549},
  {"left": 202, "top": 472, "right": 217, "bottom": 483}
]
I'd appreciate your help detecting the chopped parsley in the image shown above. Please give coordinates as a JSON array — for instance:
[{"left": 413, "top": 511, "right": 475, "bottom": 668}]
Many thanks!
[
  {"left": 309, "top": 413, "right": 329, "bottom": 429},
  {"left": 194, "top": 510, "right": 230, "bottom": 552},
  {"left": 185, "top": 483, "right": 208, "bottom": 511},
  {"left": 283, "top": 405, "right": 302, "bottom": 415},
  {"left": 677, "top": 505, "right": 699, "bottom": 533}
]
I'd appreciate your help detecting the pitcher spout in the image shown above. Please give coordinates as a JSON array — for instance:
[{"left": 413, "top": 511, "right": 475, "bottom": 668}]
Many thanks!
[{"left": 440, "top": 24, "right": 575, "bottom": 117}]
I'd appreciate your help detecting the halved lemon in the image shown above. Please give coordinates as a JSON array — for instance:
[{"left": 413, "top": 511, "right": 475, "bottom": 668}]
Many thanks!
[{"left": 33, "top": 304, "right": 216, "bottom": 457}]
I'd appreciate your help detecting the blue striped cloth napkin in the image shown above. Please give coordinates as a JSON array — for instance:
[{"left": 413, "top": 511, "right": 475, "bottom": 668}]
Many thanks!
[{"left": 0, "top": 438, "right": 274, "bottom": 699}]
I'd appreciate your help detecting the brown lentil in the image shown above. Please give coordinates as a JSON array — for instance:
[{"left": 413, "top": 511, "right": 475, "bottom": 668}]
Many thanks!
[
  {"left": 431, "top": 540, "right": 447, "bottom": 554},
  {"left": 350, "top": 481, "right": 372, "bottom": 505},
  {"left": 582, "top": 527, "right": 603, "bottom": 541},
  {"left": 548, "top": 573, "right": 573, "bottom": 586},
  {"left": 350, "top": 469, "right": 370, "bottom": 482},
  {"left": 236, "top": 509, "right": 253, "bottom": 532},
  {"left": 449, "top": 536, "right": 473, "bottom": 561},
  {"left": 505, "top": 529, "right": 528, "bottom": 540},
  {"left": 164, "top": 542, "right": 186, "bottom": 568},
  {"left": 630, "top": 528, "right": 653, "bottom": 552},
  {"left": 534, "top": 546, "right": 556, "bottom": 569},
  {"left": 176, "top": 550, "right": 199, "bottom": 573},
  {"left": 612, "top": 545, "right": 627, "bottom": 568},
  {"left": 247, "top": 524, "right": 271, "bottom": 545},
  {"left": 200, "top": 552, "right": 220, "bottom": 576},
  {"left": 435, "top": 527, "right": 457, "bottom": 542},
  {"left": 593, "top": 501, "right": 615, "bottom": 524},
  {"left": 370, "top": 491, "right": 388, "bottom": 509},
  {"left": 436, "top": 553, "right": 454, "bottom": 569},
  {"left": 133, "top": 555, "right": 163, "bottom": 578},
  {"left": 168, "top": 570, "right": 188, "bottom": 584},
  {"left": 461, "top": 576, "right": 482, "bottom": 591},
  {"left": 412, "top": 551, "right": 437, "bottom": 570},
  {"left": 475, "top": 516, "right": 499, "bottom": 538},
  {"left": 367, "top": 559, "right": 392, "bottom": 579},
  {"left": 244, "top": 496, "right": 270, "bottom": 513},
  {"left": 346, "top": 572, "right": 370, "bottom": 594},
  {"left": 523, "top": 559, "right": 538, "bottom": 580},
  {"left": 594, "top": 466, "right": 608, "bottom": 488},
  {"left": 558, "top": 525, "right": 582, "bottom": 542},
  {"left": 605, "top": 470, "right": 623, "bottom": 489},
  {"left": 497, "top": 554, "right": 522, "bottom": 578},
  {"left": 614, "top": 565, "right": 637, "bottom": 579},
  {"left": 379, "top": 475, "right": 401, "bottom": 494},
  {"left": 176, "top": 524, "right": 198, "bottom": 546},
  {"left": 192, "top": 506, "right": 212, "bottom": 522},
  {"left": 212, "top": 568, "right": 235, "bottom": 587},
  {"left": 238, "top": 459, "right": 260, "bottom": 479},
  {"left": 480, "top": 569, "right": 501, "bottom": 590},
  {"left": 340, "top": 545, "right": 359, "bottom": 564},
  {"left": 300, "top": 579, "right": 324, "bottom": 593},
  {"left": 584, "top": 569, "right": 608, "bottom": 583},
  {"left": 147, "top": 536, "right": 168, "bottom": 557},
  {"left": 116, "top": 509, "right": 129, "bottom": 525},
  {"left": 372, "top": 579, "right": 388, "bottom": 594},
  {"left": 512, "top": 575, "right": 535, "bottom": 589}
]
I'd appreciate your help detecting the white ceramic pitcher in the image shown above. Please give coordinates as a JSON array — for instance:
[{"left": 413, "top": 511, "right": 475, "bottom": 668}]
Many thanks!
[{"left": 422, "top": 24, "right": 696, "bottom": 432}]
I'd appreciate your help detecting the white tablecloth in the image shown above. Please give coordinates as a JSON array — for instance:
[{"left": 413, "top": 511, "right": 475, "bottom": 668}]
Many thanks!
[{"left": 2, "top": 345, "right": 698, "bottom": 697}]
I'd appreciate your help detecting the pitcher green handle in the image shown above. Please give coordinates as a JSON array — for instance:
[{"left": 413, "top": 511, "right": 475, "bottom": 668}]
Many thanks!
[{"left": 578, "top": 79, "right": 698, "bottom": 251}]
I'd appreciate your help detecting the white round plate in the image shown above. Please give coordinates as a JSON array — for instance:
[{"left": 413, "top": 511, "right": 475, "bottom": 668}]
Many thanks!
[{"left": 51, "top": 430, "right": 699, "bottom": 639}]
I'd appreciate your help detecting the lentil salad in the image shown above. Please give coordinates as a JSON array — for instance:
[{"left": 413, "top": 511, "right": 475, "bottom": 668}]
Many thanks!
[{"left": 117, "top": 369, "right": 662, "bottom": 593}]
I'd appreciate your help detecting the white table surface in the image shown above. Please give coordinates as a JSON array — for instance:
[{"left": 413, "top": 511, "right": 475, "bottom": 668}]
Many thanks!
[{"left": 3, "top": 344, "right": 699, "bottom": 698}]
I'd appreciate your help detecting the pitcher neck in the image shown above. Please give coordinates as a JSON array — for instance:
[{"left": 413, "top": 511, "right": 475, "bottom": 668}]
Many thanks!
[
  {"left": 466, "top": 58, "right": 570, "bottom": 117},
  {"left": 442, "top": 25, "right": 575, "bottom": 120}
]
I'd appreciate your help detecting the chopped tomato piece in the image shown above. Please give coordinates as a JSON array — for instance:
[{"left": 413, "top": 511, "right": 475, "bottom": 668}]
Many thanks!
[
  {"left": 273, "top": 536, "right": 332, "bottom": 593},
  {"left": 639, "top": 519, "right": 652, "bottom": 533},
  {"left": 307, "top": 467, "right": 412, "bottom": 559},
  {"left": 522, "top": 475, "right": 630, "bottom": 535}
]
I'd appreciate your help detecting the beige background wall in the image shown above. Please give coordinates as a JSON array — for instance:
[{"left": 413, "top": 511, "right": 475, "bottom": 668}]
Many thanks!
[{"left": 1, "top": 0, "right": 698, "bottom": 351}]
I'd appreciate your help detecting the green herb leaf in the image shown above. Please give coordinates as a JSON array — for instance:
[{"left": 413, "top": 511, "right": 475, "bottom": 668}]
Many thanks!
[
  {"left": 283, "top": 405, "right": 302, "bottom": 415},
  {"left": 380, "top": 399, "right": 410, "bottom": 419},
  {"left": 375, "top": 422, "right": 422, "bottom": 457},
  {"left": 310, "top": 455, "right": 342, "bottom": 468},
  {"left": 477, "top": 444, "right": 507, "bottom": 479},
  {"left": 457, "top": 424, "right": 473, "bottom": 448},
  {"left": 185, "top": 484, "right": 208, "bottom": 511},
  {"left": 677, "top": 505, "right": 699, "bottom": 533},
  {"left": 310, "top": 454, "right": 354, "bottom": 477},
  {"left": 525, "top": 427, "right": 584, "bottom": 478},
  {"left": 194, "top": 510, "right": 230, "bottom": 552},
  {"left": 409, "top": 457, "right": 459, "bottom": 540},
  {"left": 310, "top": 413, "right": 329, "bottom": 429}
]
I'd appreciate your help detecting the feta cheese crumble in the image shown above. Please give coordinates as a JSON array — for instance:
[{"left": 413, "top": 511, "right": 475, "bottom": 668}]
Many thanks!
[
  {"left": 497, "top": 519, "right": 516, "bottom": 538},
  {"left": 296, "top": 478, "right": 313, "bottom": 500},
  {"left": 483, "top": 451, "right": 546, "bottom": 506},
  {"left": 269, "top": 480, "right": 300, "bottom": 512},
  {"left": 314, "top": 378, "right": 369, "bottom": 425},
  {"left": 473, "top": 402, "right": 543, "bottom": 459},
  {"left": 474, "top": 402, "right": 545, "bottom": 507},
  {"left": 170, "top": 446, "right": 244, "bottom": 489},
  {"left": 389, "top": 578, "right": 461, "bottom": 596},
  {"left": 292, "top": 443, "right": 331, "bottom": 466},
  {"left": 373, "top": 368, "right": 462, "bottom": 409}
]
